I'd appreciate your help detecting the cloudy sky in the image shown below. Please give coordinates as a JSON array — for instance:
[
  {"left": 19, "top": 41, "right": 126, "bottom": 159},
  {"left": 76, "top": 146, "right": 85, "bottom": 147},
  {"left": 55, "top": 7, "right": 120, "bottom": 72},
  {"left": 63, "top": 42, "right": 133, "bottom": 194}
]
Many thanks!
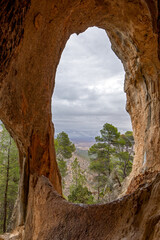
[{"left": 52, "top": 27, "right": 132, "bottom": 142}]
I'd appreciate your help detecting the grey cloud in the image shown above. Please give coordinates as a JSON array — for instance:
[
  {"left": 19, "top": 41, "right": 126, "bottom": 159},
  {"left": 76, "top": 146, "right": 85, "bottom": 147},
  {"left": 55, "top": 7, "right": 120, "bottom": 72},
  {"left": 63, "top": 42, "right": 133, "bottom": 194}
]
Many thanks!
[{"left": 52, "top": 27, "right": 132, "bottom": 142}]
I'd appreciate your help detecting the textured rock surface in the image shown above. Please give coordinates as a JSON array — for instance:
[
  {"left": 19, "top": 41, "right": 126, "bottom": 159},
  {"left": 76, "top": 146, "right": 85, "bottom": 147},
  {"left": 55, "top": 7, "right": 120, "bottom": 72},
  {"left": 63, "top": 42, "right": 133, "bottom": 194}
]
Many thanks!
[
  {"left": 0, "top": 0, "right": 160, "bottom": 238},
  {"left": 24, "top": 174, "right": 160, "bottom": 240},
  {"left": 0, "top": 226, "right": 24, "bottom": 240}
]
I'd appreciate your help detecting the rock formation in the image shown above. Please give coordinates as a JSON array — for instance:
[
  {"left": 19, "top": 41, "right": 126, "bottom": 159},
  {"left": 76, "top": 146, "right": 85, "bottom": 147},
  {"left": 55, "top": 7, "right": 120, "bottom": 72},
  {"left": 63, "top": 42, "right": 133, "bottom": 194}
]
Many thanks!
[
  {"left": 2, "top": 174, "right": 160, "bottom": 240},
  {"left": 25, "top": 174, "right": 160, "bottom": 240},
  {"left": 0, "top": 0, "right": 160, "bottom": 239}
]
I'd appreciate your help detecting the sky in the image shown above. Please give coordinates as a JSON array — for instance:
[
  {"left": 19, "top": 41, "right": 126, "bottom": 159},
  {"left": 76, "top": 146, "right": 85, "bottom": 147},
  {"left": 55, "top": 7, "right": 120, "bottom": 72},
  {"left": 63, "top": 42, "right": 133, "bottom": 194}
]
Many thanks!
[{"left": 52, "top": 27, "right": 132, "bottom": 142}]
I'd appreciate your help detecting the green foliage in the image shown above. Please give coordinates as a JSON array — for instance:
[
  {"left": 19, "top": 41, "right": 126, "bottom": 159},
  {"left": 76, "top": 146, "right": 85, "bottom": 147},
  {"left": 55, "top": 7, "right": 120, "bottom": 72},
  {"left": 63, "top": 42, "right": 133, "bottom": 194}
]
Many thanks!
[
  {"left": 68, "top": 185, "right": 94, "bottom": 204},
  {"left": 68, "top": 158, "right": 94, "bottom": 204},
  {"left": 96, "top": 123, "right": 120, "bottom": 144},
  {"left": 55, "top": 131, "right": 75, "bottom": 187},
  {"left": 57, "top": 157, "right": 68, "bottom": 179},
  {"left": 89, "top": 142, "right": 115, "bottom": 175},
  {"left": 115, "top": 131, "right": 134, "bottom": 179},
  {"left": 55, "top": 131, "right": 75, "bottom": 159},
  {"left": 88, "top": 123, "right": 120, "bottom": 200},
  {"left": 71, "top": 158, "right": 86, "bottom": 187},
  {"left": 0, "top": 124, "right": 19, "bottom": 233},
  {"left": 88, "top": 123, "right": 134, "bottom": 201}
]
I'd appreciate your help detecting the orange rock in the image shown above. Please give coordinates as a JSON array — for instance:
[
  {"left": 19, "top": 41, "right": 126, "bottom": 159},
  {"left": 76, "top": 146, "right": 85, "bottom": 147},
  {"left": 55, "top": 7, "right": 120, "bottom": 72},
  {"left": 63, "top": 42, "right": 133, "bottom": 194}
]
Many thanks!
[{"left": 0, "top": 0, "right": 159, "bottom": 238}]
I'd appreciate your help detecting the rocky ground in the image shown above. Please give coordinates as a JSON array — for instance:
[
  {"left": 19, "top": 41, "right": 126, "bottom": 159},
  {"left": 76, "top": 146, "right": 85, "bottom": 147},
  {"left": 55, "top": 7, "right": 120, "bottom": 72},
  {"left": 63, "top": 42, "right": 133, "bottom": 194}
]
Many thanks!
[{"left": 63, "top": 148, "right": 96, "bottom": 198}]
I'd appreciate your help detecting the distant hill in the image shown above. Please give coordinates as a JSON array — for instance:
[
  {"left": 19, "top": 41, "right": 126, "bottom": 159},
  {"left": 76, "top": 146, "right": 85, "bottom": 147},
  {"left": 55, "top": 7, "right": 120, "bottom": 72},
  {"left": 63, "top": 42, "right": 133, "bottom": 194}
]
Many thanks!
[{"left": 75, "top": 141, "right": 95, "bottom": 150}]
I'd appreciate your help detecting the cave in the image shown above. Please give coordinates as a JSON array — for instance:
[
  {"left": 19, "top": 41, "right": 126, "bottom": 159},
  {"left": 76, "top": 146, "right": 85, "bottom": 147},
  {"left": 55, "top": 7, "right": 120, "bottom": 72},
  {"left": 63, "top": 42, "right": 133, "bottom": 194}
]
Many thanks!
[
  {"left": 53, "top": 26, "right": 133, "bottom": 203},
  {"left": 0, "top": 0, "right": 160, "bottom": 239}
]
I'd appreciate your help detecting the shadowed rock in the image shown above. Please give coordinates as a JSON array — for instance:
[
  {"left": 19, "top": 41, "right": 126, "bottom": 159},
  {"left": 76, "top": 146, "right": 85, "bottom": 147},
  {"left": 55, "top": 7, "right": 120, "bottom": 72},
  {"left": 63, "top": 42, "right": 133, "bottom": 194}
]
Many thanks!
[
  {"left": 0, "top": 0, "right": 160, "bottom": 238},
  {"left": 25, "top": 173, "right": 160, "bottom": 239}
]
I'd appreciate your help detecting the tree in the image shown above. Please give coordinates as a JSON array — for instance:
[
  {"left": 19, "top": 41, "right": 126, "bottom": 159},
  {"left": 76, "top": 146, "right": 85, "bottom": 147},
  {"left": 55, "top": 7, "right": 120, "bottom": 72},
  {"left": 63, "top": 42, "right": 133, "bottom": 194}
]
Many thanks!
[
  {"left": 0, "top": 124, "right": 19, "bottom": 233},
  {"left": 88, "top": 123, "right": 120, "bottom": 200},
  {"left": 55, "top": 131, "right": 75, "bottom": 187},
  {"left": 88, "top": 123, "right": 134, "bottom": 202},
  {"left": 71, "top": 158, "right": 86, "bottom": 187},
  {"left": 68, "top": 185, "right": 94, "bottom": 204},
  {"left": 68, "top": 158, "right": 94, "bottom": 204},
  {"left": 115, "top": 131, "right": 134, "bottom": 179}
]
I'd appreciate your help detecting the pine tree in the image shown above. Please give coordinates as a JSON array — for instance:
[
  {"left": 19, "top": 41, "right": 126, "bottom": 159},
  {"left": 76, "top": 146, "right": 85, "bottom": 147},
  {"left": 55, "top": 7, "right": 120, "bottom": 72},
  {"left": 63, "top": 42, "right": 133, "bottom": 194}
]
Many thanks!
[
  {"left": 0, "top": 124, "right": 19, "bottom": 233},
  {"left": 88, "top": 123, "right": 134, "bottom": 202},
  {"left": 68, "top": 158, "right": 94, "bottom": 204},
  {"left": 88, "top": 123, "right": 120, "bottom": 200},
  {"left": 114, "top": 131, "right": 134, "bottom": 180},
  {"left": 55, "top": 131, "right": 75, "bottom": 187}
]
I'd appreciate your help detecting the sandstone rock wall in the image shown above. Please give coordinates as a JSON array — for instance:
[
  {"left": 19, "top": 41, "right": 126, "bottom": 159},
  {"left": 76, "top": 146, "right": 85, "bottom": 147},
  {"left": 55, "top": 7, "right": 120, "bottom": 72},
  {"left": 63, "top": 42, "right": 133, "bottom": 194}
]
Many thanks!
[
  {"left": 24, "top": 174, "right": 160, "bottom": 240},
  {"left": 0, "top": 0, "right": 159, "bottom": 238},
  {"left": 0, "top": 0, "right": 159, "bottom": 182}
]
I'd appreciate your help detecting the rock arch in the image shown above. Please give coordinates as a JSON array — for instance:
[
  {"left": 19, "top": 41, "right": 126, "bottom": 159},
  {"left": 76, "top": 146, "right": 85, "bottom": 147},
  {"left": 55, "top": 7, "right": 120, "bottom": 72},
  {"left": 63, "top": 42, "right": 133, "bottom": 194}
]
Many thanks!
[{"left": 0, "top": 0, "right": 160, "bottom": 239}]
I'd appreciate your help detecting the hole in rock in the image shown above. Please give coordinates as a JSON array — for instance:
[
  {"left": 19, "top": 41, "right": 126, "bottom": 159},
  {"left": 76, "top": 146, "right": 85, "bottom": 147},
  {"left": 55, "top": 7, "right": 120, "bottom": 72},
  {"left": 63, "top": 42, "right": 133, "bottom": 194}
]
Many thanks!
[
  {"left": 52, "top": 27, "right": 134, "bottom": 204},
  {"left": 0, "top": 123, "right": 19, "bottom": 233}
]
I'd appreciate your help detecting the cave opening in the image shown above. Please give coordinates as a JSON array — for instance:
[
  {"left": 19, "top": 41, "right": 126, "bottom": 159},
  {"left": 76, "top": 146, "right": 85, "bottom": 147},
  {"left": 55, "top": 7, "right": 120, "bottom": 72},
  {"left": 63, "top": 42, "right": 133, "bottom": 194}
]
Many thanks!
[
  {"left": 0, "top": 0, "right": 160, "bottom": 238},
  {"left": 52, "top": 27, "right": 134, "bottom": 203}
]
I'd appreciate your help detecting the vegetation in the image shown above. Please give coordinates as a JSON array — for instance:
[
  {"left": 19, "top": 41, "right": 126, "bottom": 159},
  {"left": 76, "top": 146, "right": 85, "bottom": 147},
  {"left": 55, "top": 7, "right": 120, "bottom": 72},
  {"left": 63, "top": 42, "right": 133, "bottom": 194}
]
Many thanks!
[
  {"left": 54, "top": 125, "right": 134, "bottom": 204},
  {"left": 54, "top": 131, "right": 75, "bottom": 187},
  {"left": 0, "top": 124, "right": 134, "bottom": 232},
  {"left": 75, "top": 148, "right": 89, "bottom": 161},
  {"left": 68, "top": 184, "right": 94, "bottom": 204},
  {"left": 68, "top": 158, "right": 94, "bottom": 204},
  {"left": 88, "top": 123, "right": 134, "bottom": 201},
  {"left": 115, "top": 131, "right": 134, "bottom": 179},
  {"left": 0, "top": 124, "right": 19, "bottom": 233}
]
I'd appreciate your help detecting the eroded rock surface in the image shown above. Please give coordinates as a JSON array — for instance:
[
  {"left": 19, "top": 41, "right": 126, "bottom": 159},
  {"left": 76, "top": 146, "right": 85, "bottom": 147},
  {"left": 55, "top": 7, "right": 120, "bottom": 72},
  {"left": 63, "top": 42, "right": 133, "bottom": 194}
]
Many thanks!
[
  {"left": 0, "top": 0, "right": 160, "bottom": 238},
  {"left": 3, "top": 174, "right": 159, "bottom": 240},
  {"left": 0, "top": 226, "right": 24, "bottom": 240},
  {"left": 24, "top": 174, "right": 160, "bottom": 240}
]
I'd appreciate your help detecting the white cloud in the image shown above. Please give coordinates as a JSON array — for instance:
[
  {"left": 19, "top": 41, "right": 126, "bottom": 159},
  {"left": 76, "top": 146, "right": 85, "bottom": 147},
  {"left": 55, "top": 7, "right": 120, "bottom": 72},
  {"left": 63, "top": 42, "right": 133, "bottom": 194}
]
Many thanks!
[{"left": 52, "top": 27, "right": 132, "bottom": 142}]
